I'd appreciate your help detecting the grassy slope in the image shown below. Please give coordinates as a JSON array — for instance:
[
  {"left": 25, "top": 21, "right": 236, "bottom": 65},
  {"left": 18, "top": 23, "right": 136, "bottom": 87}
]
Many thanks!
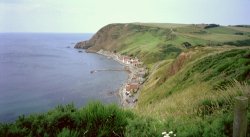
[
  {"left": 85, "top": 23, "right": 249, "bottom": 67},
  {"left": 115, "top": 24, "right": 250, "bottom": 136},
  {"left": 104, "top": 24, "right": 250, "bottom": 66},
  {"left": 136, "top": 48, "right": 250, "bottom": 117},
  {"left": 134, "top": 47, "right": 250, "bottom": 137}
]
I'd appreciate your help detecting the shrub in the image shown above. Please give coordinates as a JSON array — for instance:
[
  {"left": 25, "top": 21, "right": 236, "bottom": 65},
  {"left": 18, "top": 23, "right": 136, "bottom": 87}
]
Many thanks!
[
  {"left": 233, "top": 25, "right": 250, "bottom": 28},
  {"left": 125, "top": 117, "right": 163, "bottom": 137},
  {"left": 203, "top": 113, "right": 233, "bottom": 137},
  {"left": 57, "top": 128, "right": 80, "bottom": 137},
  {"left": 204, "top": 24, "right": 220, "bottom": 29},
  {"left": 191, "top": 49, "right": 250, "bottom": 87},
  {"left": 224, "top": 39, "right": 250, "bottom": 46},
  {"left": 157, "top": 43, "right": 182, "bottom": 60},
  {"left": 0, "top": 102, "right": 134, "bottom": 137},
  {"left": 182, "top": 42, "right": 192, "bottom": 48},
  {"left": 234, "top": 32, "right": 244, "bottom": 35}
]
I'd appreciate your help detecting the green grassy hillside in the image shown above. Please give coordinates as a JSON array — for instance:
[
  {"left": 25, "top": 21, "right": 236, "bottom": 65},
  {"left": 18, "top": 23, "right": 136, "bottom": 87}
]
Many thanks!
[
  {"left": 133, "top": 47, "right": 250, "bottom": 136},
  {"left": 84, "top": 23, "right": 250, "bottom": 136},
  {"left": 84, "top": 23, "right": 250, "bottom": 66},
  {"left": 136, "top": 48, "right": 250, "bottom": 117}
]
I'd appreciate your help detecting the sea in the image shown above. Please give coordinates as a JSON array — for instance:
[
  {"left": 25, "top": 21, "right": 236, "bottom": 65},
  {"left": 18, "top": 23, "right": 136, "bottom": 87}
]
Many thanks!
[{"left": 0, "top": 33, "right": 128, "bottom": 122}]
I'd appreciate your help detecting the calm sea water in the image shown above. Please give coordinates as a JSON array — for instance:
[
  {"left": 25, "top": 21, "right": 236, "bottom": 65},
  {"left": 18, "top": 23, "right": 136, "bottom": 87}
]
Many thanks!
[{"left": 0, "top": 33, "right": 128, "bottom": 122}]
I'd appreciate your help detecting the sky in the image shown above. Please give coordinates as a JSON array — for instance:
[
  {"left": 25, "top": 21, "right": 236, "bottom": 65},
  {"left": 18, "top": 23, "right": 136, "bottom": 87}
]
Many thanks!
[{"left": 0, "top": 0, "right": 249, "bottom": 33}]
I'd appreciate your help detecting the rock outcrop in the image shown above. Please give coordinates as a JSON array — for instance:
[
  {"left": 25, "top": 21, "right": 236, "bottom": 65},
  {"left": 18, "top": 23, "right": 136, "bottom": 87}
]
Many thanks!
[
  {"left": 74, "top": 41, "right": 92, "bottom": 49},
  {"left": 74, "top": 23, "right": 127, "bottom": 52}
]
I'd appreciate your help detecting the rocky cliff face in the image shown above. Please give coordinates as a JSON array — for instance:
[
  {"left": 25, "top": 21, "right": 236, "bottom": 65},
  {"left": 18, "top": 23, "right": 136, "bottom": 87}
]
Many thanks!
[
  {"left": 74, "top": 41, "right": 91, "bottom": 49},
  {"left": 74, "top": 23, "right": 128, "bottom": 52}
]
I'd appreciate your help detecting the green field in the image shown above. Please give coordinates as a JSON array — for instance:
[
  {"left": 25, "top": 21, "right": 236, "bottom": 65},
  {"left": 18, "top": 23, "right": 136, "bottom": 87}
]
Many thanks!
[{"left": 89, "top": 23, "right": 250, "bottom": 65}]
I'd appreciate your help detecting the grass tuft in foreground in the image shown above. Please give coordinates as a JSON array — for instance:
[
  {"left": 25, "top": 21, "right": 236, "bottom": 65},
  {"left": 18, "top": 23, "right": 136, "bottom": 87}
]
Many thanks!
[{"left": 0, "top": 102, "right": 134, "bottom": 137}]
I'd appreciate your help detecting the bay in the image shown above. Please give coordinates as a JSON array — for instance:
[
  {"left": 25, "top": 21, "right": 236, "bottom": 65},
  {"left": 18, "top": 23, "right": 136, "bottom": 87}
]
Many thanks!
[{"left": 0, "top": 33, "right": 128, "bottom": 122}]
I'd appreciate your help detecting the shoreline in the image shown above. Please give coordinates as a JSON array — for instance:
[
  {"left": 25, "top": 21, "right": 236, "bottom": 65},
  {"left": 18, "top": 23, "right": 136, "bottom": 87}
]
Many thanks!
[{"left": 94, "top": 50, "right": 146, "bottom": 108}]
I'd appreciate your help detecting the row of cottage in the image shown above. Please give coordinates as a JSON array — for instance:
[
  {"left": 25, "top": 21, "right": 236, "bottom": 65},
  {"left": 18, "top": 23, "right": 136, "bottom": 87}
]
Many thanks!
[
  {"left": 118, "top": 56, "right": 143, "bottom": 67},
  {"left": 115, "top": 53, "right": 146, "bottom": 95},
  {"left": 98, "top": 49, "right": 147, "bottom": 95}
]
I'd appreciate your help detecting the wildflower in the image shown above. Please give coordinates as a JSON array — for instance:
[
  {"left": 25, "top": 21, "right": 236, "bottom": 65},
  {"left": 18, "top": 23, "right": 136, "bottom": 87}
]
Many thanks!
[
  {"left": 163, "top": 134, "right": 170, "bottom": 137},
  {"left": 162, "top": 131, "right": 167, "bottom": 135},
  {"left": 174, "top": 134, "right": 176, "bottom": 136},
  {"left": 169, "top": 131, "right": 173, "bottom": 134}
]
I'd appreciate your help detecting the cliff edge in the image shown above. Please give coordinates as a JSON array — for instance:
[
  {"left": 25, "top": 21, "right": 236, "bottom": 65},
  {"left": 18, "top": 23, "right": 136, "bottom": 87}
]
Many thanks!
[
  {"left": 74, "top": 23, "right": 128, "bottom": 52},
  {"left": 75, "top": 23, "right": 250, "bottom": 64}
]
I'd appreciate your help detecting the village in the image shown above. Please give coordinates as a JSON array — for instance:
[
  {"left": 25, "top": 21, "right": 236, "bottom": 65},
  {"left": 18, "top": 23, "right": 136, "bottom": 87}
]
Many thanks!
[{"left": 96, "top": 49, "right": 147, "bottom": 108}]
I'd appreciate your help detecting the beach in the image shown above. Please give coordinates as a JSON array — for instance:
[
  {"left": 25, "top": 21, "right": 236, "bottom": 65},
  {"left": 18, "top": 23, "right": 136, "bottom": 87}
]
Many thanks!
[{"left": 96, "top": 50, "right": 147, "bottom": 108}]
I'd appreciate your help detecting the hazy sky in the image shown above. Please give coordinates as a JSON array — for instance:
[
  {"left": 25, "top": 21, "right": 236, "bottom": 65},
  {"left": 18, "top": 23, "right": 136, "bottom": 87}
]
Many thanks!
[{"left": 0, "top": 0, "right": 249, "bottom": 33}]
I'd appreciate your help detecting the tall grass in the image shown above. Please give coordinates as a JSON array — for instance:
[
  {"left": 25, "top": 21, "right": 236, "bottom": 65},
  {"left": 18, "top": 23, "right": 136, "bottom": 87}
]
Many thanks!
[
  {"left": 137, "top": 49, "right": 250, "bottom": 118},
  {"left": 0, "top": 102, "right": 134, "bottom": 137}
]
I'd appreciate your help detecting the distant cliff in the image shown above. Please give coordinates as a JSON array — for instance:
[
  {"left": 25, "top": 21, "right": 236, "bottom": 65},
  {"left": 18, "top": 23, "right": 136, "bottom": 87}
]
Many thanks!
[
  {"left": 74, "top": 23, "right": 182, "bottom": 64},
  {"left": 75, "top": 23, "right": 250, "bottom": 64},
  {"left": 75, "top": 23, "right": 128, "bottom": 52},
  {"left": 74, "top": 41, "right": 92, "bottom": 49}
]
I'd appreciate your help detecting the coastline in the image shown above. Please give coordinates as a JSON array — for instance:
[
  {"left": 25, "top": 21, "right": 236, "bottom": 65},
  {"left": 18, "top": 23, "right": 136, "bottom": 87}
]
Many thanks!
[{"left": 94, "top": 50, "right": 146, "bottom": 108}]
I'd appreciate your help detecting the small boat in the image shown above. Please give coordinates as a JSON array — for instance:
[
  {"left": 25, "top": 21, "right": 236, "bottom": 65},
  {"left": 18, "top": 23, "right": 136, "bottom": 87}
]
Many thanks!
[
  {"left": 78, "top": 50, "right": 83, "bottom": 53},
  {"left": 90, "top": 70, "right": 97, "bottom": 74}
]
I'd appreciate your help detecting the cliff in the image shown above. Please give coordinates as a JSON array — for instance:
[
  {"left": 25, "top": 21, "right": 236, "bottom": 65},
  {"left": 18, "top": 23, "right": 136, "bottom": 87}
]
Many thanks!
[
  {"left": 75, "top": 23, "right": 128, "bottom": 52},
  {"left": 74, "top": 41, "right": 92, "bottom": 49},
  {"left": 75, "top": 23, "right": 250, "bottom": 64}
]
